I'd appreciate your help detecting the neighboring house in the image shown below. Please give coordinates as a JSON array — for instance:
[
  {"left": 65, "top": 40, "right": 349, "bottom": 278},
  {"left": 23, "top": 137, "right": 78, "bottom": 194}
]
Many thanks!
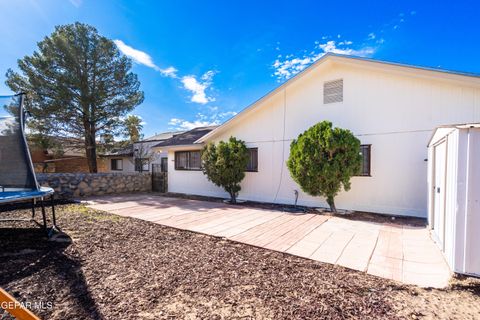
[
  {"left": 102, "top": 144, "right": 135, "bottom": 172},
  {"left": 30, "top": 138, "right": 108, "bottom": 173},
  {"left": 156, "top": 53, "right": 480, "bottom": 218},
  {"left": 152, "top": 126, "right": 218, "bottom": 170},
  {"left": 104, "top": 131, "right": 185, "bottom": 173}
]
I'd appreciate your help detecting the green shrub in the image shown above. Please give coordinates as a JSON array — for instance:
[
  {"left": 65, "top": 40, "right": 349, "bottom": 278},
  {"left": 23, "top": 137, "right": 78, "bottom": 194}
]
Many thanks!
[
  {"left": 287, "top": 121, "right": 361, "bottom": 212},
  {"left": 201, "top": 137, "right": 249, "bottom": 204}
]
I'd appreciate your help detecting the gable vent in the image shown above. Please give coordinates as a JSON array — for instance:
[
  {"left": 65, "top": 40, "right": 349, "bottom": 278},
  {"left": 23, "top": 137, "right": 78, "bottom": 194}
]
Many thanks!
[{"left": 323, "top": 79, "right": 343, "bottom": 104}]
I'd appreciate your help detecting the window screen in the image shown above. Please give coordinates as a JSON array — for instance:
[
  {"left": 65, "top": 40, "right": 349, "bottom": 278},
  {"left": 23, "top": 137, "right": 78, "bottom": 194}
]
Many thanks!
[
  {"left": 358, "top": 145, "right": 371, "bottom": 176},
  {"left": 246, "top": 148, "right": 258, "bottom": 172},
  {"left": 175, "top": 151, "right": 201, "bottom": 170}
]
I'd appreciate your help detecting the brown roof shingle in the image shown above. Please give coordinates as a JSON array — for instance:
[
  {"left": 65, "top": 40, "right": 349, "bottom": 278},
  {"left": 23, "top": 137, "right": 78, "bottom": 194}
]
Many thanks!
[{"left": 154, "top": 126, "right": 218, "bottom": 147}]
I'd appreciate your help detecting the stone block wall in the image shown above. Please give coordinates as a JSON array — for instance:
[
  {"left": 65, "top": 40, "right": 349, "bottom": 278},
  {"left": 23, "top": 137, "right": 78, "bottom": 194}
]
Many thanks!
[{"left": 36, "top": 173, "right": 151, "bottom": 199}]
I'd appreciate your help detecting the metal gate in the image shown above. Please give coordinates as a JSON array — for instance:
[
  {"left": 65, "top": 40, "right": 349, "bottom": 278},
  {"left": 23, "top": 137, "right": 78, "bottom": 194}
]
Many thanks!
[{"left": 152, "top": 163, "right": 168, "bottom": 193}]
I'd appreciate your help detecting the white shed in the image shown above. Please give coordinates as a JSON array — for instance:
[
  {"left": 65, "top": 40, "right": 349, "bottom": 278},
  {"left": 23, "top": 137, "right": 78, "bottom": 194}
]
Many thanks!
[{"left": 428, "top": 123, "right": 480, "bottom": 276}]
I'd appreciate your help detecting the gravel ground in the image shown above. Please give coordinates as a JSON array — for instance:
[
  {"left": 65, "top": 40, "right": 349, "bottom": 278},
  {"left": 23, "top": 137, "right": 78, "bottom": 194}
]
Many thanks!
[{"left": 0, "top": 204, "right": 479, "bottom": 319}]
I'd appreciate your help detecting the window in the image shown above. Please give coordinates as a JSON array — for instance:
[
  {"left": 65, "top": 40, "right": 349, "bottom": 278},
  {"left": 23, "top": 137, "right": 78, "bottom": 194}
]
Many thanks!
[
  {"left": 246, "top": 148, "right": 258, "bottom": 172},
  {"left": 175, "top": 151, "right": 201, "bottom": 170},
  {"left": 358, "top": 145, "right": 371, "bottom": 176},
  {"left": 135, "top": 158, "right": 149, "bottom": 172},
  {"left": 323, "top": 79, "right": 343, "bottom": 104},
  {"left": 111, "top": 159, "right": 123, "bottom": 171}
]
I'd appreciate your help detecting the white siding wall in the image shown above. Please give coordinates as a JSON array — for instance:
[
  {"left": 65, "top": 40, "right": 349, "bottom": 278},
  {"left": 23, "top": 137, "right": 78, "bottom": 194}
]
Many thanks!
[
  {"left": 167, "top": 148, "right": 227, "bottom": 197},
  {"left": 105, "top": 146, "right": 168, "bottom": 173},
  {"left": 106, "top": 156, "right": 135, "bottom": 173},
  {"left": 169, "top": 62, "right": 480, "bottom": 217}
]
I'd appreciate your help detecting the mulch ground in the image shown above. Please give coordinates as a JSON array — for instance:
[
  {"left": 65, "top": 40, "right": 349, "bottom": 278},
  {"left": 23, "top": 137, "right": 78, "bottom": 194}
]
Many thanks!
[{"left": 0, "top": 204, "right": 479, "bottom": 319}]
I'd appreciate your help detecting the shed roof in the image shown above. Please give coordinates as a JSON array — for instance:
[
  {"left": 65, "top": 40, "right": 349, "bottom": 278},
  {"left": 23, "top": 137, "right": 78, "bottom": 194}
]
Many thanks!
[{"left": 428, "top": 123, "right": 480, "bottom": 147}]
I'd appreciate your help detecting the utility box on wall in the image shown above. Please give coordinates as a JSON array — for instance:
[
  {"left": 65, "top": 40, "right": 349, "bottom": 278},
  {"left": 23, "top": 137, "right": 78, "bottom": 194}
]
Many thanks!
[{"left": 428, "top": 124, "right": 480, "bottom": 277}]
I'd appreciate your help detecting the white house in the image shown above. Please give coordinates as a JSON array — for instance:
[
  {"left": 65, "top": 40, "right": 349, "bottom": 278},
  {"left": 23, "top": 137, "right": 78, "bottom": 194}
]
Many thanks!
[
  {"left": 157, "top": 53, "right": 480, "bottom": 218},
  {"left": 104, "top": 131, "right": 184, "bottom": 173}
]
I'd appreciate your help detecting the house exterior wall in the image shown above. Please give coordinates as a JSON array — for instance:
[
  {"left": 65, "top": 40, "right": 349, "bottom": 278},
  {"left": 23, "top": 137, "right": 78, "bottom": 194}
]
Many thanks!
[
  {"left": 168, "top": 61, "right": 480, "bottom": 217},
  {"left": 106, "top": 156, "right": 136, "bottom": 173},
  {"left": 105, "top": 143, "right": 168, "bottom": 173},
  {"left": 54, "top": 157, "right": 108, "bottom": 173},
  {"left": 166, "top": 145, "right": 227, "bottom": 197}
]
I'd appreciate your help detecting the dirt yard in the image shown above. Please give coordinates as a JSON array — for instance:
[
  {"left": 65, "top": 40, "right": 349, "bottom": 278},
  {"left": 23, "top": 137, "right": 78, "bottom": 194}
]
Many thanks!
[{"left": 0, "top": 204, "right": 479, "bottom": 319}]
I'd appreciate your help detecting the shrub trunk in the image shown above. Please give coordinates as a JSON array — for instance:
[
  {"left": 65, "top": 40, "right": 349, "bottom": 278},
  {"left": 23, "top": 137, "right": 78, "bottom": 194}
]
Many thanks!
[{"left": 327, "top": 196, "right": 337, "bottom": 213}]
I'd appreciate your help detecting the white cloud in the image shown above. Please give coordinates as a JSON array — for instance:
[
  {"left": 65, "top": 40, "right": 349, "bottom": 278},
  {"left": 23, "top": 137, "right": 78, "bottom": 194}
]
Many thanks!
[
  {"left": 113, "top": 40, "right": 219, "bottom": 105},
  {"left": 273, "top": 54, "right": 323, "bottom": 81},
  {"left": 272, "top": 39, "right": 376, "bottom": 81},
  {"left": 319, "top": 40, "right": 375, "bottom": 56},
  {"left": 161, "top": 66, "right": 178, "bottom": 77},
  {"left": 201, "top": 70, "right": 215, "bottom": 82},
  {"left": 218, "top": 111, "right": 237, "bottom": 118},
  {"left": 114, "top": 40, "right": 156, "bottom": 68},
  {"left": 69, "top": 0, "right": 82, "bottom": 7},
  {"left": 368, "top": 32, "right": 376, "bottom": 40},
  {"left": 113, "top": 40, "right": 177, "bottom": 77},
  {"left": 181, "top": 71, "right": 216, "bottom": 104},
  {"left": 168, "top": 109, "right": 237, "bottom": 130},
  {"left": 168, "top": 118, "right": 215, "bottom": 130}
]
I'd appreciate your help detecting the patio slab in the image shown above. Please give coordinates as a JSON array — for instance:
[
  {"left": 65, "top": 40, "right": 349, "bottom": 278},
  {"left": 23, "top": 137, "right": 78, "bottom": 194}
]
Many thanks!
[{"left": 85, "top": 193, "right": 451, "bottom": 288}]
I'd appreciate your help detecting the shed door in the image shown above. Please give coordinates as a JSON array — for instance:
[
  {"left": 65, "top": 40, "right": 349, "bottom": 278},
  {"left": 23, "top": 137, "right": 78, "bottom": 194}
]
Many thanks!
[{"left": 433, "top": 141, "right": 447, "bottom": 250}]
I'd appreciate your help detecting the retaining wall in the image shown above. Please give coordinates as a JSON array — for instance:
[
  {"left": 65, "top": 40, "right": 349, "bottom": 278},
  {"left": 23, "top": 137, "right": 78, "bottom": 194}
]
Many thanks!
[{"left": 36, "top": 172, "right": 151, "bottom": 199}]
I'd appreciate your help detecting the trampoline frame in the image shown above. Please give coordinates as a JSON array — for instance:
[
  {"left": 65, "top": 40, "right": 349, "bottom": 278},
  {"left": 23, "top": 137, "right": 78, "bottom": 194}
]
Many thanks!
[
  {"left": 0, "top": 188, "right": 57, "bottom": 232},
  {"left": 0, "top": 93, "right": 59, "bottom": 235}
]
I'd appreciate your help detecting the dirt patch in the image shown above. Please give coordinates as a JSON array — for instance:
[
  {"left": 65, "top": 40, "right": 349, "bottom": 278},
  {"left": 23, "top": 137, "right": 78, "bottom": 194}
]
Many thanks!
[
  {"left": 392, "top": 275, "right": 480, "bottom": 319},
  {"left": 0, "top": 204, "right": 478, "bottom": 319}
]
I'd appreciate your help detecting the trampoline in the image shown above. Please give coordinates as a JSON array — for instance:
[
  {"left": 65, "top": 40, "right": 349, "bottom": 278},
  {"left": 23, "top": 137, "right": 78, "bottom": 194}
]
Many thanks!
[{"left": 0, "top": 93, "right": 59, "bottom": 236}]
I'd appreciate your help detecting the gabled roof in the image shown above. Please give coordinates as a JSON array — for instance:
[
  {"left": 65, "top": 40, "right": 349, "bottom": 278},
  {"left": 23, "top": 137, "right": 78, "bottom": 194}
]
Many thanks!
[
  {"left": 103, "top": 144, "right": 133, "bottom": 157},
  {"left": 141, "top": 130, "right": 185, "bottom": 142},
  {"left": 102, "top": 130, "right": 186, "bottom": 156},
  {"left": 197, "top": 53, "right": 480, "bottom": 143},
  {"left": 154, "top": 126, "right": 218, "bottom": 148}
]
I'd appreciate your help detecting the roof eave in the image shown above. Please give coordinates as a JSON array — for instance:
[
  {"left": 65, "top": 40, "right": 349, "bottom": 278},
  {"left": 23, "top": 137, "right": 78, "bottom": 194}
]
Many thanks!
[{"left": 152, "top": 143, "right": 205, "bottom": 150}]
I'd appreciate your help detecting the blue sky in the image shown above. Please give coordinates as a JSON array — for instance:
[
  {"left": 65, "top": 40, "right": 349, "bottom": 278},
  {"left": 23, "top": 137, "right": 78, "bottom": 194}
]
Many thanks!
[{"left": 0, "top": 1, "right": 479, "bottom": 137}]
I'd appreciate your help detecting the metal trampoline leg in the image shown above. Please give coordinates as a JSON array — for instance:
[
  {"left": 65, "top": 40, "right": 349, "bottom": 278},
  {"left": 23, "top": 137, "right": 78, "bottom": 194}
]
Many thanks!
[
  {"left": 31, "top": 198, "right": 35, "bottom": 219},
  {"left": 51, "top": 195, "right": 57, "bottom": 227},
  {"left": 40, "top": 199, "right": 47, "bottom": 230}
]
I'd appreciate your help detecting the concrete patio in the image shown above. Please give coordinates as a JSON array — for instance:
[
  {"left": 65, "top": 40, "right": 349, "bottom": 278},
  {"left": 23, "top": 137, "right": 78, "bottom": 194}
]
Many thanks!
[{"left": 85, "top": 193, "right": 451, "bottom": 288}]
